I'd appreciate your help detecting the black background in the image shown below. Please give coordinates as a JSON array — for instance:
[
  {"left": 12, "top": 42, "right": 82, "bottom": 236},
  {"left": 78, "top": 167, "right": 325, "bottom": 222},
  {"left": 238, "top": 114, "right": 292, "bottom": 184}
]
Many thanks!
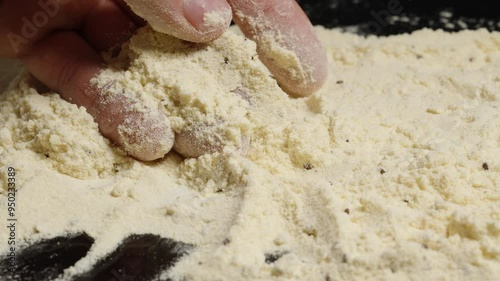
[{"left": 298, "top": 0, "right": 499, "bottom": 35}]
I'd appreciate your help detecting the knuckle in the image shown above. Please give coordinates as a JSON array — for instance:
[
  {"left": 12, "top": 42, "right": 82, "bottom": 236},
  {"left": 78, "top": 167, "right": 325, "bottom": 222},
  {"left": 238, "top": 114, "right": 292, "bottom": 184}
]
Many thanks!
[{"left": 56, "top": 57, "right": 80, "bottom": 91}]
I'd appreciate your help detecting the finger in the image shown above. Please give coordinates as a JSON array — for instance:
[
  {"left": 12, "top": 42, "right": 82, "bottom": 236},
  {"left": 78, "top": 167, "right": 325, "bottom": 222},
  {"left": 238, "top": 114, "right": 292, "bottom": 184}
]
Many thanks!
[
  {"left": 228, "top": 0, "right": 328, "bottom": 96},
  {"left": 0, "top": 0, "right": 136, "bottom": 56},
  {"left": 112, "top": 0, "right": 148, "bottom": 26},
  {"left": 81, "top": 0, "right": 139, "bottom": 51},
  {"left": 173, "top": 123, "right": 224, "bottom": 158},
  {"left": 174, "top": 125, "right": 250, "bottom": 158},
  {"left": 122, "top": 0, "right": 232, "bottom": 43},
  {"left": 173, "top": 90, "right": 251, "bottom": 158},
  {"left": 20, "top": 31, "right": 175, "bottom": 161},
  {"left": 0, "top": 0, "right": 95, "bottom": 56}
]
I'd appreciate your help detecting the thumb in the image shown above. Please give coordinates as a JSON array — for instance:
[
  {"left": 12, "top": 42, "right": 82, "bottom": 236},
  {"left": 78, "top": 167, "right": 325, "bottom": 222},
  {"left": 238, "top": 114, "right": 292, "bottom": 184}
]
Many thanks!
[{"left": 123, "top": 0, "right": 232, "bottom": 42}]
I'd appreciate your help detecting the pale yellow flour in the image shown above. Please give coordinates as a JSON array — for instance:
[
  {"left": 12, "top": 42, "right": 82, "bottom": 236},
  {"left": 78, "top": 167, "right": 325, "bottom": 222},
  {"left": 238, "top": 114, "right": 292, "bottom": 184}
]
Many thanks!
[{"left": 0, "top": 26, "right": 499, "bottom": 281}]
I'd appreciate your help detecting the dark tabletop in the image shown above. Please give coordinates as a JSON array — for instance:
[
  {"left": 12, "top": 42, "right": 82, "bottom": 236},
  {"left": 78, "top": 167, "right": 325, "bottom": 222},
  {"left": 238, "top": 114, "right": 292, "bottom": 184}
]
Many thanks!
[{"left": 299, "top": 0, "right": 499, "bottom": 35}]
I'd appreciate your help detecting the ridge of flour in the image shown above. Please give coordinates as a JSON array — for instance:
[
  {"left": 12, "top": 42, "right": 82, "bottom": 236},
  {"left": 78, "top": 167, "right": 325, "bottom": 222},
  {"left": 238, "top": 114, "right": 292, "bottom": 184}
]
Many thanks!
[{"left": 1, "top": 26, "right": 499, "bottom": 281}]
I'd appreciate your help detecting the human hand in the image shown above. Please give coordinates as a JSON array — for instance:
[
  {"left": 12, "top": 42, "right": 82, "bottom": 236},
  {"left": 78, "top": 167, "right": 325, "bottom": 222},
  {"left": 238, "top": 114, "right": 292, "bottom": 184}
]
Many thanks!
[{"left": 0, "top": 0, "right": 327, "bottom": 161}]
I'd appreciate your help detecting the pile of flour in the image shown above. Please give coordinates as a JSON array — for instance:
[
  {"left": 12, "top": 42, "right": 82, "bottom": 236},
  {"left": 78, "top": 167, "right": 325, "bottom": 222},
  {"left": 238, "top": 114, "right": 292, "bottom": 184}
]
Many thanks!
[{"left": 1, "top": 26, "right": 499, "bottom": 281}]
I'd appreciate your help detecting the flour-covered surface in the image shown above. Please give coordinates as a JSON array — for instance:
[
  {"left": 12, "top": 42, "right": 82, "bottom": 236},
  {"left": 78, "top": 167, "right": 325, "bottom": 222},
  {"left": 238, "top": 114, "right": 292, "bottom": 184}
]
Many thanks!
[{"left": 0, "top": 27, "right": 499, "bottom": 281}]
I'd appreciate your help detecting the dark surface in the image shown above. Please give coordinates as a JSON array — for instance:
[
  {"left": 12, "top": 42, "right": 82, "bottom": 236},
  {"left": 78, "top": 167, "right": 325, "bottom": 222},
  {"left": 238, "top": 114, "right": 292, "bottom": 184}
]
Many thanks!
[
  {"left": 74, "top": 235, "right": 192, "bottom": 281},
  {"left": 1, "top": 234, "right": 191, "bottom": 281},
  {"left": 0, "top": 234, "right": 94, "bottom": 281},
  {"left": 3, "top": 1, "right": 498, "bottom": 281},
  {"left": 299, "top": 0, "right": 499, "bottom": 35}
]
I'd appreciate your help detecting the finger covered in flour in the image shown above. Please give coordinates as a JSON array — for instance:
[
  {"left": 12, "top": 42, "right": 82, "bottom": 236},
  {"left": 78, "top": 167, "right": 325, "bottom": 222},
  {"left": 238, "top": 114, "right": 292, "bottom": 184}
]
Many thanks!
[
  {"left": 228, "top": 0, "right": 328, "bottom": 96},
  {"left": 123, "top": 0, "right": 233, "bottom": 43},
  {"left": 20, "top": 32, "right": 175, "bottom": 161}
]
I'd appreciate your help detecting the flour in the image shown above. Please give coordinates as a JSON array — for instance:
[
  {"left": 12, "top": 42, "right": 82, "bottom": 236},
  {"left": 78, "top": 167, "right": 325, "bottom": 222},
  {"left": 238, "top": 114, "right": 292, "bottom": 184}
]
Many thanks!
[
  {"left": 1, "top": 26, "right": 499, "bottom": 281},
  {"left": 203, "top": 10, "right": 232, "bottom": 32}
]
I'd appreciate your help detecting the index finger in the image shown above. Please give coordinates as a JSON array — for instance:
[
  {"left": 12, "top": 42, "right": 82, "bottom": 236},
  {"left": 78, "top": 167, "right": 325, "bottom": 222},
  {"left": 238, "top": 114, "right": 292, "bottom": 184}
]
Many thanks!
[{"left": 228, "top": 0, "right": 328, "bottom": 96}]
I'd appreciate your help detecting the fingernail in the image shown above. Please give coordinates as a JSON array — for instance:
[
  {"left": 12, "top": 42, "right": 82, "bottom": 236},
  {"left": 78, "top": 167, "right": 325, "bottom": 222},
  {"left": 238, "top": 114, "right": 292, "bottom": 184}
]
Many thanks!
[{"left": 183, "top": 0, "right": 231, "bottom": 32}]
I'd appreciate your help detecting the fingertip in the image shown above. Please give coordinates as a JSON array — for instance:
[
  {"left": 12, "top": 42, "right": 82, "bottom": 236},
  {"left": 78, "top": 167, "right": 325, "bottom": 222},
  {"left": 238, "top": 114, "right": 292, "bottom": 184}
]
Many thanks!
[
  {"left": 229, "top": 0, "right": 328, "bottom": 96},
  {"left": 275, "top": 48, "right": 328, "bottom": 97},
  {"left": 173, "top": 122, "right": 249, "bottom": 158},
  {"left": 173, "top": 123, "right": 222, "bottom": 158},
  {"left": 124, "top": 0, "right": 232, "bottom": 43},
  {"left": 92, "top": 88, "right": 175, "bottom": 161},
  {"left": 118, "top": 109, "right": 175, "bottom": 161},
  {"left": 182, "top": 0, "right": 232, "bottom": 38}
]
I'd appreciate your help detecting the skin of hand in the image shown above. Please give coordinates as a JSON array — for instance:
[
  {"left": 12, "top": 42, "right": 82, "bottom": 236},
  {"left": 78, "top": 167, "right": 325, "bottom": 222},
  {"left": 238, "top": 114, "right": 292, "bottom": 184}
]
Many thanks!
[{"left": 0, "top": 0, "right": 327, "bottom": 161}]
